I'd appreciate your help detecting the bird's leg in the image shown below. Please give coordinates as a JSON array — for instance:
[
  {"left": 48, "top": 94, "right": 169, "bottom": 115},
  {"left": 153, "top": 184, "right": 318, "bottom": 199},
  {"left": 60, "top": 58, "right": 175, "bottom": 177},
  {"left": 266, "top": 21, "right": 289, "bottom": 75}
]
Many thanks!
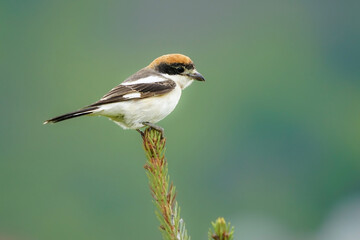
[
  {"left": 136, "top": 129, "right": 145, "bottom": 138},
  {"left": 142, "top": 122, "right": 165, "bottom": 138}
]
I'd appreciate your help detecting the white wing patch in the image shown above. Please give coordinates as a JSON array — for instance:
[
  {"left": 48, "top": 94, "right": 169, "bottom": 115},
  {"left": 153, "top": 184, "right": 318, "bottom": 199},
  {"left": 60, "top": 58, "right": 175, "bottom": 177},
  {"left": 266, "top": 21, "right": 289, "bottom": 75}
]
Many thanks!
[
  {"left": 123, "top": 92, "right": 141, "bottom": 99},
  {"left": 122, "top": 76, "right": 166, "bottom": 85}
]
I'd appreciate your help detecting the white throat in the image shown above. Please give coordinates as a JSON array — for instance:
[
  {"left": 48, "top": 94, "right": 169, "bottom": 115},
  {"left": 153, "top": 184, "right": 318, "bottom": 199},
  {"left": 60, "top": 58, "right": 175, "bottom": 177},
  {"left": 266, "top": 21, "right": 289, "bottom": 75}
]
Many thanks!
[{"left": 162, "top": 74, "right": 194, "bottom": 90}]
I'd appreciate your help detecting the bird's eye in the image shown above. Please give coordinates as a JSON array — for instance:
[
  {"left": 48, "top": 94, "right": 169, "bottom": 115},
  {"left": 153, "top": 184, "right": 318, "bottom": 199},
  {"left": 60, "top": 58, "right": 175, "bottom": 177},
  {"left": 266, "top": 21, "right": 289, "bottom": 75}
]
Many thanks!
[{"left": 176, "top": 67, "right": 184, "bottom": 74}]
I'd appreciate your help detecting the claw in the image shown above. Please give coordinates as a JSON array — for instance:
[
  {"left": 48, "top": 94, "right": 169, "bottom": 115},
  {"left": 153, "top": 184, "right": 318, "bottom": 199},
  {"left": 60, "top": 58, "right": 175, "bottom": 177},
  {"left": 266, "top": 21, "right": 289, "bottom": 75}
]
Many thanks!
[
  {"left": 136, "top": 129, "right": 145, "bottom": 138},
  {"left": 142, "top": 122, "right": 165, "bottom": 139}
]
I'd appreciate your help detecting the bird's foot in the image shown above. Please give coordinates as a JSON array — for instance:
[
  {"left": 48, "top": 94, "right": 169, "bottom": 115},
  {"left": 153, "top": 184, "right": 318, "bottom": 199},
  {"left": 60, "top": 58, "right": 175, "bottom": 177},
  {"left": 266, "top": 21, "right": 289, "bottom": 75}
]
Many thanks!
[
  {"left": 136, "top": 129, "right": 145, "bottom": 138},
  {"left": 142, "top": 122, "right": 165, "bottom": 139}
]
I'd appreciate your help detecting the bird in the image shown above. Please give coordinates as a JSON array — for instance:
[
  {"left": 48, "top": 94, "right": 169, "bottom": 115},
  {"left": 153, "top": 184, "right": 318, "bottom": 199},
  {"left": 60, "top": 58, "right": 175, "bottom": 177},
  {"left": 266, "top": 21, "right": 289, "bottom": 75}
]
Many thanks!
[{"left": 43, "top": 53, "right": 205, "bottom": 136}]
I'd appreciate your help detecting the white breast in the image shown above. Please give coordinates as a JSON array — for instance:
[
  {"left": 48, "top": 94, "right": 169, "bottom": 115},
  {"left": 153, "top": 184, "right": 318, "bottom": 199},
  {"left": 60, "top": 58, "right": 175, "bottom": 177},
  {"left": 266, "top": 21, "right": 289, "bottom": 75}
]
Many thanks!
[{"left": 96, "top": 84, "right": 182, "bottom": 129}]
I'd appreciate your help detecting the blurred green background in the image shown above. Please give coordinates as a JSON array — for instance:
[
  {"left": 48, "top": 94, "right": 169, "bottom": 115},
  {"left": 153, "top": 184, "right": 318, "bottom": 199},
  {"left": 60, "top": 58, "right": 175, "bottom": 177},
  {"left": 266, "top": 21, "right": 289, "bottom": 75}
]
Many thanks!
[{"left": 1, "top": 0, "right": 360, "bottom": 239}]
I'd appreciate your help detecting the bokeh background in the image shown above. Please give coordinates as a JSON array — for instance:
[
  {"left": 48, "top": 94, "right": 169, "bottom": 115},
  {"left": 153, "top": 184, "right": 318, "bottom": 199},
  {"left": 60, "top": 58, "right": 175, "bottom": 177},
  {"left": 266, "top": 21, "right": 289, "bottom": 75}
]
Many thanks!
[{"left": 1, "top": 0, "right": 360, "bottom": 239}]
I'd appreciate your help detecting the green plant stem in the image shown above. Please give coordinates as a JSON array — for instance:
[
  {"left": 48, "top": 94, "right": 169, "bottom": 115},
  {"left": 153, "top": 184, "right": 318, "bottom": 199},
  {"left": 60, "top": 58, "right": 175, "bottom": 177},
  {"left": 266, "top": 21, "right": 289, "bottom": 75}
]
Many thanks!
[
  {"left": 141, "top": 128, "right": 190, "bottom": 240},
  {"left": 141, "top": 127, "right": 234, "bottom": 240},
  {"left": 208, "top": 217, "right": 234, "bottom": 240}
]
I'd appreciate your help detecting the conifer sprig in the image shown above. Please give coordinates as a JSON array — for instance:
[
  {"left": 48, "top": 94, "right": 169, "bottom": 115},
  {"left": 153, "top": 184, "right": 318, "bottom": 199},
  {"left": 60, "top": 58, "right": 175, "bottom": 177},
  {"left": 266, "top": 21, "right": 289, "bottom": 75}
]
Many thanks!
[
  {"left": 208, "top": 217, "right": 234, "bottom": 240},
  {"left": 142, "top": 128, "right": 190, "bottom": 240},
  {"left": 141, "top": 128, "right": 234, "bottom": 240}
]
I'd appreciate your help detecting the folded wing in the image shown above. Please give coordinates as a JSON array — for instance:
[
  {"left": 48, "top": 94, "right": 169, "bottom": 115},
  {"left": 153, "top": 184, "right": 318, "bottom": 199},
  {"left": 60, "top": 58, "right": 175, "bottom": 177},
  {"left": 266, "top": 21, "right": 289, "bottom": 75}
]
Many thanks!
[{"left": 89, "top": 79, "right": 176, "bottom": 106}]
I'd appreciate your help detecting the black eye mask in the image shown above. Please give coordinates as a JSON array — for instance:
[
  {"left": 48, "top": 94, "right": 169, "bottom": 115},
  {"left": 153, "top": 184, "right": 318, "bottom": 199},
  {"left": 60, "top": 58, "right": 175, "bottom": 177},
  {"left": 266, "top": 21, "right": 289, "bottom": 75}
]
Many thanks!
[{"left": 156, "top": 63, "right": 194, "bottom": 75}]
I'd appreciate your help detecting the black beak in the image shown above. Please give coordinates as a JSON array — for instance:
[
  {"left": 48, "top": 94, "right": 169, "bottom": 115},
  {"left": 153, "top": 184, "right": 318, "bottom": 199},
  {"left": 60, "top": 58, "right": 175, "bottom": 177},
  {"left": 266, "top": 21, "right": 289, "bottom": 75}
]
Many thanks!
[{"left": 187, "top": 71, "right": 205, "bottom": 82}]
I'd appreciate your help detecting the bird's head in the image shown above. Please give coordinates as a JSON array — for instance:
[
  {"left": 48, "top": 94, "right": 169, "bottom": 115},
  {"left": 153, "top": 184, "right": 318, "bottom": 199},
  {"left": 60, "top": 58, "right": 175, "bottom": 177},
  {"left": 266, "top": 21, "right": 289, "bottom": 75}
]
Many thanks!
[{"left": 147, "top": 54, "right": 205, "bottom": 89}]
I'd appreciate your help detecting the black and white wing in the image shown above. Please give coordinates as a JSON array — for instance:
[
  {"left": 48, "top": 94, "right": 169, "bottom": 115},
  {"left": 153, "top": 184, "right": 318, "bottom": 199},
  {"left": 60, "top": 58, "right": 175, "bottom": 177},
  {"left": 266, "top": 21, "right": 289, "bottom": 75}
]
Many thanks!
[{"left": 89, "top": 70, "right": 176, "bottom": 107}]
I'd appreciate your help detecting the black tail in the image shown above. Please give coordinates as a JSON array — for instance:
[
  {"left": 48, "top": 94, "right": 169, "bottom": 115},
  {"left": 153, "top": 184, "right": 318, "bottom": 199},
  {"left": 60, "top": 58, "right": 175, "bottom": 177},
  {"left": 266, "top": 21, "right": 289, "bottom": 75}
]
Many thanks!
[{"left": 43, "top": 106, "right": 98, "bottom": 124}]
